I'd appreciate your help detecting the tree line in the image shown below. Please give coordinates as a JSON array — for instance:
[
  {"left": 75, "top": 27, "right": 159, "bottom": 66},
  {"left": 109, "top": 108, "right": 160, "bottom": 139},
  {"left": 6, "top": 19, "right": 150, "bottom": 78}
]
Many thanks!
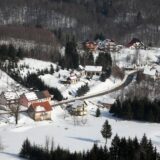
[
  {"left": 19, "top": 134, "right": 159, "bottom": 160},
  {"left": 0, "top": 0, "right": 159, "bottom": 45},
  {"left": 110, "top": 97, "right": 160, "bottom": 122},
  {"left": 0, "top": 44, "right": 24, "bottom": 61}
]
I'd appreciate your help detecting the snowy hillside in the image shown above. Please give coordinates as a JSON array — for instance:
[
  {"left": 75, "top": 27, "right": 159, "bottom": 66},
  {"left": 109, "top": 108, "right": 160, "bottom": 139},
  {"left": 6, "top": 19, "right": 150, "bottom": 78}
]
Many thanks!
[
  {"left": 0, "top": 69, "right": 25, "bottom": 93},
  {"left": 116, "top": 48, "right": 160, "bottom": 68},
  {"left": 17, "top": 58, "right": 123, "bottom": 99}
]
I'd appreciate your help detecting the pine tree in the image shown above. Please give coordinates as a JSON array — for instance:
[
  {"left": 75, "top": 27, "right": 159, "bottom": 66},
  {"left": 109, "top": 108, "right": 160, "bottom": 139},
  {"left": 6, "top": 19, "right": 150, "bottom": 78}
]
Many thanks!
[
  {"left": 65, "top": 38, "right": 79, "bottom": 69},
  {"left": 8, "top": 44, "right": 16, "bottom": 60},
  {"left": 110, "top": 134, "right": 120, "bottom": 160},
  {"left": 19, "top": 138, "right": 31, "bottom": 158},
  {"left": 96, "top": 108, "right": 101, "bottom": 117},
  {"left": 100, "top": 73, "right": 107, "bottom": 82},
  {"left": 17, "top": 48, "right": 24, "bottom": 59},
  {"left": 85, "top": 52, "right": 94, "bottom": 65},
  {"left": 101, "top": 120, "right": 112, "bottom": 144},
  {"left": 50, "top": 64, "right": 55, "bottom": 74}
]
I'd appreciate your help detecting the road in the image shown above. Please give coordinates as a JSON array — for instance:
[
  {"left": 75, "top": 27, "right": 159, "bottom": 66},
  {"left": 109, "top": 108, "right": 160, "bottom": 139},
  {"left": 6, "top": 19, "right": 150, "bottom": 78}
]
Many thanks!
[
  {"left": 0, "top": 70, "right": 138, "bottom": 115},
  {"left": 54, "top": 70, "right": 138, "bottom": 106}
]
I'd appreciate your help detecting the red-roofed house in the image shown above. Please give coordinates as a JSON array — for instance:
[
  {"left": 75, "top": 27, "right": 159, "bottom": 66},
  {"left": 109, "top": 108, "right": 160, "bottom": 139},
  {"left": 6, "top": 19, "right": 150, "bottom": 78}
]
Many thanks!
[
  {"left": 85, "top": 41, "right": 98, "bottom": 51},
  {"left": 28, "top": 101, "right": 52, "bottom": 121}
]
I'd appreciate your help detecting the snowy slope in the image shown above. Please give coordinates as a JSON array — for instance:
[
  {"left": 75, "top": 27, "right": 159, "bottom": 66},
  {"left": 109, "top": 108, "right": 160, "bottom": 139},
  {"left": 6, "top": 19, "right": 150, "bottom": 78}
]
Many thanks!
[
  {"left": 17, "top": 58, "right": 123, "bottom": 99},
  {"left": 116, "top": 48, "right": 160, "bottom": 68},
  {"left": 0, "top": 69, "right": 25, "bottom": 93}
]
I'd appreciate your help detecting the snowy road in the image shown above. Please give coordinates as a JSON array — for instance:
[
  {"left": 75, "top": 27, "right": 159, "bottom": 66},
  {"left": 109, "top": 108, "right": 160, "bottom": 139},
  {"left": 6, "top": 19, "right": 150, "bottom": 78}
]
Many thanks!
[{"left": 54, "top": 70, "right": 138, "bottom": 106}]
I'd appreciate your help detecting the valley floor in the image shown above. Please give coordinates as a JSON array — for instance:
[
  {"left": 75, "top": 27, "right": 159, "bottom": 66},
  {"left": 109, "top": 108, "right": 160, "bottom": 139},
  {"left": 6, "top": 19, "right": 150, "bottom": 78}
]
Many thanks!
[{"left": 1, "top": 101, "right": 160, "bottom": 159}]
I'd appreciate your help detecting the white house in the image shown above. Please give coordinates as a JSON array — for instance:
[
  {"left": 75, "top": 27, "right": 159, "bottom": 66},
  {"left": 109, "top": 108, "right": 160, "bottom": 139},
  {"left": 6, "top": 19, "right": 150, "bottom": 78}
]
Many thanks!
[{"left": 84, "top": 65, "right": 102, "bottom": 77}]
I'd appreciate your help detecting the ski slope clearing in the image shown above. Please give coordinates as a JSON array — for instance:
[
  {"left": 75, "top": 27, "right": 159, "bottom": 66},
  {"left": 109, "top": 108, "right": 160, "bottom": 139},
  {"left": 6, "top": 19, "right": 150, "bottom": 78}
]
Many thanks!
[{"left": 1, "top": 101, "right": 160, "bottom": 159}]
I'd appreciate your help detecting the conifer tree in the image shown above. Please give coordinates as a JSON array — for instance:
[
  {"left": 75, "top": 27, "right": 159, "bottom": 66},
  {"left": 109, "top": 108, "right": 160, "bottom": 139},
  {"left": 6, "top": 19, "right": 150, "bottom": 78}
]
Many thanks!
[
  {"left": 96, "top": 108, "right": 101, "bottom": 117},
  {"left": 19, "top": 138, "right": 31, "bottom": 158},
  {"left": 101, "top": 120, "right": 112, "bottom": 144}
]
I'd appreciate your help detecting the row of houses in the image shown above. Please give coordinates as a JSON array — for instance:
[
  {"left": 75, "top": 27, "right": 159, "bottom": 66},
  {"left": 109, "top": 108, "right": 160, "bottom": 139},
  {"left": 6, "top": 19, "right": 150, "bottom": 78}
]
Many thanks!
[
  {"left": 0, "top": 90, "right": 53, "bottom": 121},
  {"left": 84, "top": 38, "right": 146, "bottom": 52},
  {"left": 84, "top": 39, "right": 118, "bottom": 52},
  {"left": 60, "top": 65, "right": 103, "bottom": 84},
  {"left": 0, "top": 89, "right": 90, "bottom": 121}
]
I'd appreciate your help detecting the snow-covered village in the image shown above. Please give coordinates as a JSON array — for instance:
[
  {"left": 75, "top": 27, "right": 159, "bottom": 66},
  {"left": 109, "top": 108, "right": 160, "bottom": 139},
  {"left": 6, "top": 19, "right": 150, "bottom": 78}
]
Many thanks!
[{"left": 0, "top": 1, "right": 160, "bottom": 160}]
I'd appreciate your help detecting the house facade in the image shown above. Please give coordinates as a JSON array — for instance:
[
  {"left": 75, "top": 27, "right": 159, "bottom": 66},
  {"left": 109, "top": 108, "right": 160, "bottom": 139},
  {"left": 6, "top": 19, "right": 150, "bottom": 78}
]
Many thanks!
[
  {"left": 85, "top": 41, "right": 98, "bottom": 51},
  {"left": 19, "top": 90, "right": 52, "bottom": 107},
  {"left": 0, "top": 91, "right": 19, "bottom": 108},
  {"left": 67, "top": 72, "right": 79, "bottom": 84},
  {"left": 85, "top": 65, "right": 102, "bottom": 77},
  {"left": 126, "top": 38, "right": 146, "bottom": 49},
  {"left": 70, "top": 100, "right": 87, "bottom": 116},
  {"left": 28, "top": 101, "right": 52, "bottom": 121}
]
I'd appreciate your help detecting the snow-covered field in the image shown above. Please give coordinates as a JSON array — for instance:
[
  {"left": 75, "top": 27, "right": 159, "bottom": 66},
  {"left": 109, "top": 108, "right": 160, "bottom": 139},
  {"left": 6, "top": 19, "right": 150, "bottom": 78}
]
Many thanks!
[{"left": 1, "top": 100, "right": 160, "bottom": 159}]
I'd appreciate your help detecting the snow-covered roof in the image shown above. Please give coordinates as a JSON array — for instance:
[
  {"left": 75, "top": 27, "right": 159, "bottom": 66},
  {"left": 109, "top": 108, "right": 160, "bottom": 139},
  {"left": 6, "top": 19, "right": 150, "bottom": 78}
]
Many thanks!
[
  {"left": 24, "top": 90, "right": 51, "bottom": 101},
  {"left": 3, "top": 91, "right": 19, "bottom": 101},
  {"left": 72, "top": 100, "right": 85, "bottom": 109},
  {"left": 85, "top": 65, "right": 102, "bottom": 72},
  {"left": 25, "top": 92, "right": 38, "bottom": 101}
]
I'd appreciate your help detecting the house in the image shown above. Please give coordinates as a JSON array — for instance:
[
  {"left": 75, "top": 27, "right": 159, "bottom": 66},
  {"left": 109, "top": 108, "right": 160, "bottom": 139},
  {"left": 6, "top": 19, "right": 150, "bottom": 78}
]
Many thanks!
[
  {"left": 126, "top": 38, "right": 146, "bottom": 49},
  {"left": 60, "top": 71, "right": 81, "bottom": 84},
  {"left": 84, "top": 41, "right": 98, "bottom": 51},
  {"left": 28, "top": 101, "right": 52, "bottom": 121},
  {"left": 69, "top": 100, "right": 87, "bottom": 116},
  {"left": 96, "top": 39, "right": 117, "bottom": 51},
  {"left": 104, "top": 39, "right": 117, "bottom": 51},
  {"left": 19, "top": 90, "right": 52, "bottom": 107},
  {"left": 0, "top": 91, "right": 19, "bottom": 108},
  {"left": 67, "top": 73, "right": 78, "bottom": 84},
  {"left": 85, "top": 65, "right": 102, "bottom": 77}
]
